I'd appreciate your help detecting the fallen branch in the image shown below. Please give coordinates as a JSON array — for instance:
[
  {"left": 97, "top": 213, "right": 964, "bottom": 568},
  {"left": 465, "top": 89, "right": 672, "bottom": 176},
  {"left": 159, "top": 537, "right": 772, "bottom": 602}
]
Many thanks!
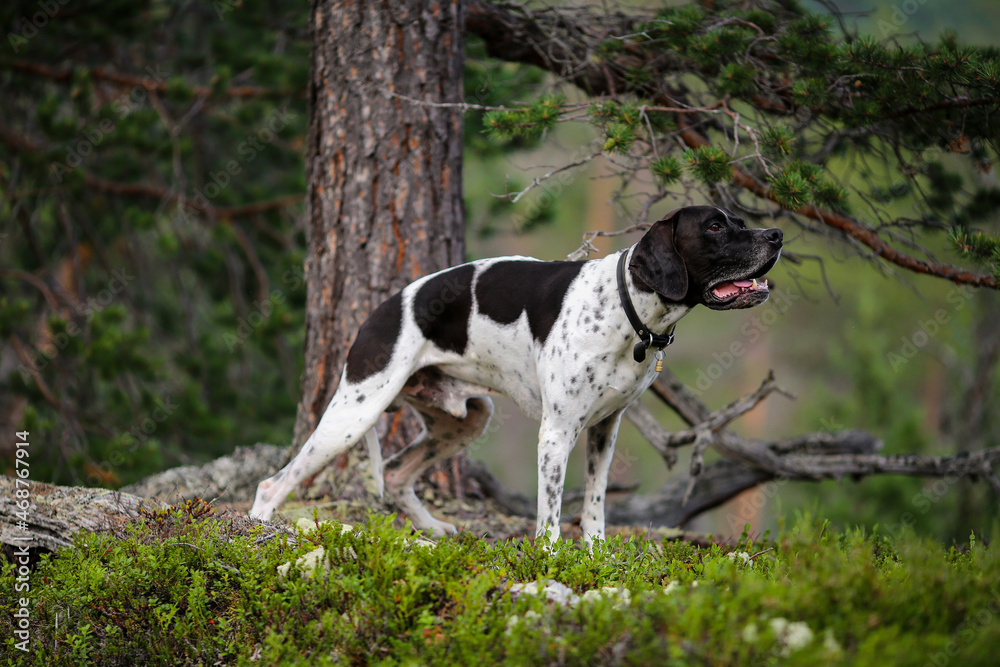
[
  {"left": 633, "top": 368, "right": 1000, "bottom": 523},
  {"left": 0, "top": 476, "right": 160, "bottom": 555},
  {"left": 121, "top": 443, "right": 287, "bottom": 504},
  {"left": 608, "top": 443, "right": 1000, "bottom": 529},
  {"left": 625, "top": 371, "right": 792, "bottom": 467},
  {"left": 466, "top": 460, "right": 638, "bottom": 520},
  {"left": 650, "top": 370, "right": 790, "bottom": 471},
  {"left": 775, "top": 448, "right": 1000, "bottom": 485},
  {"left": 648, "top": 368, "right": 1000, "bottom": 491},
  {"left": 662, "top": 371, "right": 793, "bottom": 448},
  {"left": 608, "top": 459, "right": 772, "bottom": 528},
  {"left": 466, "top": 459, "right": 535, "bottom": 518}
]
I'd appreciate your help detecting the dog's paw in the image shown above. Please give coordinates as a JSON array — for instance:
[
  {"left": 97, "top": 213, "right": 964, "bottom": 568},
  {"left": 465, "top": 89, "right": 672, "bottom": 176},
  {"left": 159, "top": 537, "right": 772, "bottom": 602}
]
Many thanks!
[
  {"left": 418, "top": 517, "right": 457, "bottom": 538},
  {"left": 248, "top": 504, "right": 274, "bottom": 521}
]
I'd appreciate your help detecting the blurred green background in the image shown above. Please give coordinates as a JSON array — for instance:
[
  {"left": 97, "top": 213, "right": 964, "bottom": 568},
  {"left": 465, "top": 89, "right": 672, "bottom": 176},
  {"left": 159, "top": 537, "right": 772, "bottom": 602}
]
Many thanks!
[
  {"left": 464, "top": 0, "right": 1000, "bottom": 542},
  {"left": 1, "top": 0, "right": 996, "bottom": 544}
]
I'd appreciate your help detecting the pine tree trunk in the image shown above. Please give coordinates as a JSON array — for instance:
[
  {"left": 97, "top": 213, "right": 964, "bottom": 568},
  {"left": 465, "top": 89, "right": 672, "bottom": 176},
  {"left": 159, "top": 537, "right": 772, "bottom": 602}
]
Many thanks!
[{"left": 290, "top": 0, "right": 466, "bottom": 495}]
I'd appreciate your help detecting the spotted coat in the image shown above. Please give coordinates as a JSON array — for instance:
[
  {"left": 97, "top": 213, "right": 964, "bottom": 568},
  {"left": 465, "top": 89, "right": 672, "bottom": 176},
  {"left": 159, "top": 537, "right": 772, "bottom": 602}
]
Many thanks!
[{"left": 250, "top": 206, "right": 783, "bottom": 544}]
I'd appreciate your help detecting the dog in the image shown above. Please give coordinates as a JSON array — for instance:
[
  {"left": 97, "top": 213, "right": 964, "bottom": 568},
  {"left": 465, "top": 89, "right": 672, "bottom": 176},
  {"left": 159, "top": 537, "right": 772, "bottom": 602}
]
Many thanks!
[{"left": 250, "top": 205, "right": 782, "bottom": 544}]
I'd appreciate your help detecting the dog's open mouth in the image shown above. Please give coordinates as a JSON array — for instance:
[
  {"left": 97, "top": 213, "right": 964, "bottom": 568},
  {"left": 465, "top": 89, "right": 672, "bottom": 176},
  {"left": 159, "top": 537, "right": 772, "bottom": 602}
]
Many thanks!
[
  {"left": 712, "top": 278, "right": 769, "bottom": 302},
  {"left": 705, "top": 273, "right": 772, "bottom": 310}
]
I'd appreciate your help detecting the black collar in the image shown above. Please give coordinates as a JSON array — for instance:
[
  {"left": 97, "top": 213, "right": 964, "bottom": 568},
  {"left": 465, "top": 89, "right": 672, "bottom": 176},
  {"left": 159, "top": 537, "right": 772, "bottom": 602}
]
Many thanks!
[{"left": 617, "top": 249, "right": 677, "bottom": 363}]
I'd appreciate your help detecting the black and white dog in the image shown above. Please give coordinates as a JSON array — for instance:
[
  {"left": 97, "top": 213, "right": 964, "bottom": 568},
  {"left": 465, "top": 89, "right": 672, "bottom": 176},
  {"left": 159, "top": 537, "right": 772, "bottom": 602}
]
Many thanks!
[{"left": 251, "top": 205, "right": 782, "bottom": 544}]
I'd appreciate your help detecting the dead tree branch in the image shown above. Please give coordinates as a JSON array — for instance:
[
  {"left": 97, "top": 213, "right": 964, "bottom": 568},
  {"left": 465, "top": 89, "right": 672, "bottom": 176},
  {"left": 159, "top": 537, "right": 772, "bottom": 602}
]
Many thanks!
[
  {"left": 468, "top": 364, "right": 999, "bottom": 527},
  {"left": 660, "top": 371, "right": 794, "bottom": 448},
  {"left": 611, "top": 368, "right": 1000, "bottom": 526},
  {"left": 0, "top": 476, "right": 160, "bottom": 554}
]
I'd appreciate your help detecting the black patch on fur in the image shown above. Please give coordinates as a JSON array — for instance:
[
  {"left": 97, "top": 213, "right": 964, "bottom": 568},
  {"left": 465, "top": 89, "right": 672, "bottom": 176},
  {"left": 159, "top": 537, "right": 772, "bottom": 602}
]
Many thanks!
[
  {"left": 413, "top": 264, "right": 475, "bottom": 354},
  {"left": 630, "top": 212, "right": 688, "bottom": 301},
  {"left": 345, "top": 292, "right": 403, "bottom": 383},
  {"left": 475, "top": 260, "right": 586, "bottom": 345}
]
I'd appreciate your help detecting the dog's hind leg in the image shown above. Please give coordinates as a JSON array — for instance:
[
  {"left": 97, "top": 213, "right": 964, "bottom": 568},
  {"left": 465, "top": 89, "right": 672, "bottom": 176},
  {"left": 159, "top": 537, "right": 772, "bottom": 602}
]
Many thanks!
[
  {"left": 249, "top": 368, "right": 412, "bottom": 521},
  {"left": 383, "top": 371, "right": 494, "bottom": 537}
]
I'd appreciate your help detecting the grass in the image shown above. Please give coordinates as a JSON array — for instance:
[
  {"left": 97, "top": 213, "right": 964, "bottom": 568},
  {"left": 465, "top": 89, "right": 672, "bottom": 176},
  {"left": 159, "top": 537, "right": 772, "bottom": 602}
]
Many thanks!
[{"left": 2, "top": 501, "right": 998, "bottom": 666}]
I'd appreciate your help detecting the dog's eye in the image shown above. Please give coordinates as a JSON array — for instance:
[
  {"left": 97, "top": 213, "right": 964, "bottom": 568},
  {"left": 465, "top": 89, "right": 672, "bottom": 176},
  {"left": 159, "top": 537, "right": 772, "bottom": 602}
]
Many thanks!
[{"left": 708, "top": 222, "right": 723, "bottom": 232}]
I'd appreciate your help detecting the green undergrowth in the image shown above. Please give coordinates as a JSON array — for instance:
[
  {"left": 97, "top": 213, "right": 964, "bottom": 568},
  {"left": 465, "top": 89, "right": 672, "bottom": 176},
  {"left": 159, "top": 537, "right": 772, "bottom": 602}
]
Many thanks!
[{"left": 2, "top": 503, "right": 998, "bottom": 666}]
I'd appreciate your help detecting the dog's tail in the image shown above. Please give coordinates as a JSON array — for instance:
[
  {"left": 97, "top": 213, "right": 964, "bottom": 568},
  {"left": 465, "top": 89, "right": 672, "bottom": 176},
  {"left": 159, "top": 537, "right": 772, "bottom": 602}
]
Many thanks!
[{"left": 364, "top": 428, "right": 384, "bottom": 498}]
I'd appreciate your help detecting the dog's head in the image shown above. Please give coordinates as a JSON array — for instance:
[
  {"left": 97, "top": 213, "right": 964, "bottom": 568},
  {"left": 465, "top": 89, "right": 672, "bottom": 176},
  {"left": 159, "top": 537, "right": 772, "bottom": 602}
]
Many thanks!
[{"left": 630, "top": 205, "right": 783, "bottom": 310}]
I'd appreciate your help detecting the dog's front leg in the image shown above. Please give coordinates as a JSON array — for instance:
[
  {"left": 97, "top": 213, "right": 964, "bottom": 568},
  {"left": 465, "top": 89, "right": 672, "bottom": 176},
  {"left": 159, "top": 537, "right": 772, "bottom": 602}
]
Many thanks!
[
  {"left": 535, "top": 420, "right": 582, "bottom": 544},
  {"left": 581, "top": 410, "right": 624, "bottom": 547}
]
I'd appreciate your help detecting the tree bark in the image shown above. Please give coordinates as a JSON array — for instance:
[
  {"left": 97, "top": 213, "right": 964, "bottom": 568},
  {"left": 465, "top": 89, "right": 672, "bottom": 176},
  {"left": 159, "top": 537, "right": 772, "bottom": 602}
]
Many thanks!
[
  {"left": 291, "top": 1, "right": 466, "bottom": 491},
  {"left": 0, "top": 476, "right": 160, "bottom": 556}
]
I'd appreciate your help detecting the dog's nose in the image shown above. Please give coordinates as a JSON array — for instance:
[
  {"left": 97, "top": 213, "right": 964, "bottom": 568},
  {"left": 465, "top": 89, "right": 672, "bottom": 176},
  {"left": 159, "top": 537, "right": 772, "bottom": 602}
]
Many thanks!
[{"left": 764, "top": 228, "right": 783, "bottom": 247}]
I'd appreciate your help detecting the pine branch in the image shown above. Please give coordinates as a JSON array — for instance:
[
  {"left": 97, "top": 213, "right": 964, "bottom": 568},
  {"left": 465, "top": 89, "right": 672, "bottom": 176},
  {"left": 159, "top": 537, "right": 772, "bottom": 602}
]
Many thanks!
[
  {"left": 885, "top": 96, "right": 1000, "bottom": 121},
  {"left": 676, "top": 118, "right": 1000, "bottom": 288},
  {"left": 0, "top": 268, "right": 61, "bottom": 311},
  {"left": 81, "top": 174, "right": 302, "bottom": 221},
  {"left": 464, "top": 0, "right": 1000, "bottom": 290},
  {"left": 9, "top": 336, "right": 63, "bottom": 409},
  {"left": 0, "top": 121, "right": 302, "bottom": 222},
  {"left": 5, "top": 60, "right": 296, "bottom": 99}
]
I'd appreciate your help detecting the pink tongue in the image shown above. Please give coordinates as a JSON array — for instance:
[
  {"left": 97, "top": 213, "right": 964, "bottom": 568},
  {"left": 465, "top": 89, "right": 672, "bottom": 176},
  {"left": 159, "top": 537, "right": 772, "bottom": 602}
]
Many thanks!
[
  {"left": 713, "top": 282, "right": 741, "bottom": 299},
  {"left": 733, "top": 280, "right": 753, "bottom": 288}
]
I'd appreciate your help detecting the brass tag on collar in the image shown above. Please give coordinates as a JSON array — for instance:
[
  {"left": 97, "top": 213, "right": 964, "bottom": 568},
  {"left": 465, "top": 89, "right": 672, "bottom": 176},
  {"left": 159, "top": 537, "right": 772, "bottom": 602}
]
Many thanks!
[{"left": 654, "top": 350, "right": 664, "bottom": 373}]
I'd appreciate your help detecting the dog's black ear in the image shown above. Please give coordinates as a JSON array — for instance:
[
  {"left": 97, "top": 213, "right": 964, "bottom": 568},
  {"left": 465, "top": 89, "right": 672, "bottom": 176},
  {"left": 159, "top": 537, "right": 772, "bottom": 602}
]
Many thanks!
[{"left": 629, "top": 209, "right": 688, "bottom": 301}]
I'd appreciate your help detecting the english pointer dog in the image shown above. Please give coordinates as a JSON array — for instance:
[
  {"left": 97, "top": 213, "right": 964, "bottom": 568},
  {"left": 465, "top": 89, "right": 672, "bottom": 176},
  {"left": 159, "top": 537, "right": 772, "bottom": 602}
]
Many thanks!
[{"left": 251, "top": 205, "right": 782, "bottom": 544}]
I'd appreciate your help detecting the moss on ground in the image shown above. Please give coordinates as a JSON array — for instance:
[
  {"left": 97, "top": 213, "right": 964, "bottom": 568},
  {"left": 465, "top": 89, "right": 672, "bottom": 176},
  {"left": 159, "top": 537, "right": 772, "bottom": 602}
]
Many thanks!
[{"left": 2, "top": 501, "right": 998, "bottom": 666}]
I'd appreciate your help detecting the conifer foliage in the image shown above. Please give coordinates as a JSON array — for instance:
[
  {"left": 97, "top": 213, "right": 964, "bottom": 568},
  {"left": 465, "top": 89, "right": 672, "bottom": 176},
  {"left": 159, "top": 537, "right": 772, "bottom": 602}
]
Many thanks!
[
  {"left": 466, "top": 0, "right": 1000, "bottom": 284},
  {"left": 1, "top": 1, "right": 309, "bottom": 485},
  {"left": 1, "top": 0, "right": 998, "bottom": 498}
]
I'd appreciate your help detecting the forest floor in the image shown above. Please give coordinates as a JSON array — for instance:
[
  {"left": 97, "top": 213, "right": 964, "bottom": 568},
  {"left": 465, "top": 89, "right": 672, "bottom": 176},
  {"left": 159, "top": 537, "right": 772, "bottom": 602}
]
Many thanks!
[{"left": 223, "top": 495, "right": 696, "bottom": 546}]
